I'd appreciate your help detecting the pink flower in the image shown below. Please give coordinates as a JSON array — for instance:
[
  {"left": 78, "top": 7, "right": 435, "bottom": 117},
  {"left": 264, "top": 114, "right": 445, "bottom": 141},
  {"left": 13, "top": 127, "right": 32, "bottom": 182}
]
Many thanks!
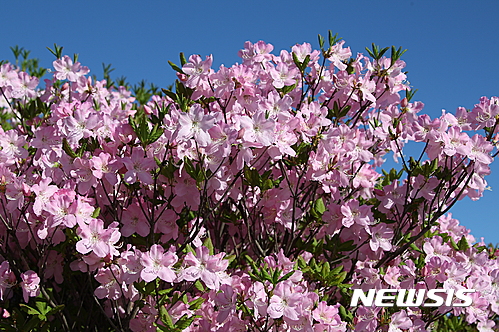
[
  {"left": 388, "top": 310, "right": 412, "bottom": 332},
  {"left": 76, "top": 219, "right": 121, "bottom": 257},
  {"left": 53, "top": 55, "right": 90, "bottom": 82},
  {"left": 21, "top": 270, "right": 40, "bottom": 302},
  {"left": 177, "top": 104, "right": 216, "bottom": 146},
  {"left": 11, "top": 72, "right": 38, "bottom": 99},
  {"left": 44, "top": 250, "right": 64, "bottom": 284},
  {"left": 267, "top": 280, "right": 302, "bottom": 320},
  {"left": 94, "top": 266, "right": 122, "bottom": 300},
  {"left": 269, "top": 62, "right": 298, "bottom": 89},
  {"left": 181, "top": 246, "right": 228, "bottom": 290},
  {"left": 239, "top": 111, "right": 275, "bottom": 146},
  {"left": 121, "top": 148, "right": 157, "bottom": 185},
  {"left": 140, "top": 245, "right": 177, "bottom": 283},
  {"left": 341, "top": 199, "right": 373, "bottom": 228},
  {"left": 312, "top": 302, "right": 343, "bottom": 326},
  {"left": 214, "top": 284, "right": 237, "bottom": 323},
  {"left": 0, "top": 261, "right": 16, "bottom": 300},
  {"left": 182, "top": 54, "right": 212, "bottom": 88},
  {"left": 328, "top": 40, "right": 352, "bottom": 71},
  {"left": 31, "top": 177, "right": 59, "bottom": 216},
  {"left": 369, "top": 223, "right": 394, "bottom": 252},
  {"left": 121, "top": 202, "right": 150, "bottom": 237}
]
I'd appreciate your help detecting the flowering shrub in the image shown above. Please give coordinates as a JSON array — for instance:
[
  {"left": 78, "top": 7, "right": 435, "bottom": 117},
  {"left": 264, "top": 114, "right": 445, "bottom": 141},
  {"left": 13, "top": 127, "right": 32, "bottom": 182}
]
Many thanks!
[{"left": 0, "top": 33, "right": 499, "bottom": 331}]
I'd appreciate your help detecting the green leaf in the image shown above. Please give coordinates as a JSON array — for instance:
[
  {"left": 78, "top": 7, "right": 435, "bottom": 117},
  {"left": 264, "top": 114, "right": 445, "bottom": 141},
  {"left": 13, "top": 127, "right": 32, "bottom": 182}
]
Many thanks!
[
  {"left": 338, "top": 304, "right": 353, "bottom": 322},
  {"left": 156, "top": 324, "right": 173, "bottom": 332},
  {"left": 91, "top": 207, "right": 101, "bottom": 218},
  {"left": 160, "top": 306, "right": 175, "bottom": 329},
  {"left": 278, "top": 83, "right": 297, "bottom": 95},
  {"left": 194, "top": 280, "right": 205, "bottom": 292},
  {"left": 188, "top": 298, "right": 205, "bottom": 311},
  {"left": 328, "top": 31, "right": 342, "bottom": 47},
  {"left": 62, "top": 138, "right": 77, "bottom": 158},
  {"left": 458, "top": 235, "right": 470, "bottom": 251},
  {"left": 23, "top": 316, "right": 42, "bottom": 331},
  {"left": 314, "top": 197, "right": 326, "bottom": 215},
  {"left": 168, "top": 60, "right": 185, "bottom": 74},
  {"left": 449, "top": 237, "right": 460, "bottom": 251},
  {"left": 175, "top": 314, "right": 197, "bottom": 330},
  {"left": 180, "top": 52, "right": 187, "bottom": 66},
  {"left": 20, "top": 304, "right": 40, "bottom": 316},
  {"left": 35, "top": 300, "right": 49, "bottom": 315},
  {"left": 318, "top": 34, "right": 325, "bottom": 50},
  {"left": 149, "top": 123, "right": 164, "bottom": 144},
  {"left": 278, "top": 270, "right": 295, "bottom": 283},
  {"left": 261, "top": 266, "right": 272, "bottom": 282},
  {"left": 203, "top": 237, "right": 214, "bottom": 255}
]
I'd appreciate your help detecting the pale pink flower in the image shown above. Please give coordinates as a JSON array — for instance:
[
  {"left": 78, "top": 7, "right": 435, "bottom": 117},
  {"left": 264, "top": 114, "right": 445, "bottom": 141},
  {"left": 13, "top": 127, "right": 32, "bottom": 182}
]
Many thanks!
[
  {"left": 388, "top": 310, "right": 412, "bottom": 332},
  {"left": 76, "top": 219, "right": 120, "bottom": 257},
  {"left": 140, "top": 245, "right": 177, "bottom": 283},
  {"left": 369, "top": 223, "right": 394, "bottom": 252},
  {"left": 121, "top": 202, "right": 150, "bottom": 237},
  {"left": 53, "top": 55, "right": 90, "bottom": 82},
  {"left": 31, "top": 177, "right": 59, "bottom": 216},
  {"left": 0, "top": 261, "right": 16, "bottom": 300},
  {"left": 267, "top": 280, "right": 302, "bottom": 320},
  {"left": 121, "top": 148, "right": 157, "bottom": 185},
  {"left": 21, "top": 270, "right": 40, "bottom": 302},
  {"left": 181, "top": 246, "right": 228, "bottom": 290},
  {"left": 177, "top": 104, "right": 216, "bottom": 146},
  {"left": 94, "top": 266, "right": 122, "bottom": 300}
]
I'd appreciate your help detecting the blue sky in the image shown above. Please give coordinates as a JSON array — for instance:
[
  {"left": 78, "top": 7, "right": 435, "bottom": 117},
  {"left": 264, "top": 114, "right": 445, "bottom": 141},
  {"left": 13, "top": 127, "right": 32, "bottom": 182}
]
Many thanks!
[{"left": 2, "top": 0, "right": 499, "bottom": 244}]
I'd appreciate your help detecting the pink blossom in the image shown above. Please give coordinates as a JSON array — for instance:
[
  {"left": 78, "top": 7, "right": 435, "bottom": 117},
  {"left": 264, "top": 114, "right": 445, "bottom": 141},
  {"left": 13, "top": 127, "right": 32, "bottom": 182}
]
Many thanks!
[
  {"left": 267, "top": 280, "right": 302, "bottom": 320},
  {"left": 214, "top": 284, "right": 237, "bottom": 323},
  {"left": 121, "top": 202, "right": 150, "bottom": 237},
  {"left": 31, "top": 177, "right": 59, "bottom": 216},
  {"left": 181, "top": 246, "right": 228, "bottom": 290},
  {"left": 239, "top": 111, "right": 275, "bottom": 146},
  {"left": 140, "top": 245, "right": 177, "bottom": 283},
  {"left": 121, "top": 148, "right": 157, "bottom": 185},
  {"left": 0, "top": 261, "right": 16, "bottom": 300},
  {"left": 369, "top": 223, "right": 394, "bottom": 252},
  {"left": 94, "top": 266, "right": 122, "bottom": 300},
  {"left": 76, "top": 219, "right": 120, "bottom": 257},
  {"left": 53, "top": 55, "right": 90, "bottom": 82},
  {"left": 177, "top": 104, "right": 216, "bottom": 146},
  {"left": 388, "top": 310, "right": 412, "bottom": 332},
  {"left": 21, "top": 270, "right": 40, "bottom": 302}
]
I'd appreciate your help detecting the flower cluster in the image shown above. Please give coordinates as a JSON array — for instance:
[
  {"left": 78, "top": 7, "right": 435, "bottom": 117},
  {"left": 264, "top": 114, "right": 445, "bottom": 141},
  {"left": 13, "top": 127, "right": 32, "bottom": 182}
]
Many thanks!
[{"left": 0, "top": 34, "right": 498, "bottom": 331}]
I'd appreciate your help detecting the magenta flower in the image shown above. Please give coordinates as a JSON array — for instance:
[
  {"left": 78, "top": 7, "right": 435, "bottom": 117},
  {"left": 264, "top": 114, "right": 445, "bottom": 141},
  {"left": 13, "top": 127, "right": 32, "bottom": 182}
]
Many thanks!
[
  {"left": 140, "top": 245, "right": 177, "bottom": 283},
  {"left": 21, "top": 270, "right": 40, "bottom": 302}
]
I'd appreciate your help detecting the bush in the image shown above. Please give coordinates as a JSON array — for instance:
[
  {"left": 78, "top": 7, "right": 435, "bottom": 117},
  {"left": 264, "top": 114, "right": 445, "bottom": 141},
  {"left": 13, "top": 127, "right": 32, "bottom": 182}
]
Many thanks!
[{"left": 0, "top": 33, "right": 497, "bottom": 331}]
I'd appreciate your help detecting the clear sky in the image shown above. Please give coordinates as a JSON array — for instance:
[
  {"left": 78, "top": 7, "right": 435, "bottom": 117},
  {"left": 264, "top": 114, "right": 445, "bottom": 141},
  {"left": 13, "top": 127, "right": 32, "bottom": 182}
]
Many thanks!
[{"left": 2, "top": 0, "right": 499, "bottom": 244}]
